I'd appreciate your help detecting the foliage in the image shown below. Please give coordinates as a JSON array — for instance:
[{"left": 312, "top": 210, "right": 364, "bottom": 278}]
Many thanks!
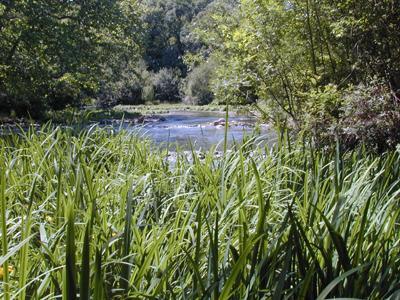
[
  {"left": 340, "top": 83, "right": 400, "bottom": 152},
  {"left": 184, "top": 0, "right": 242, "bottom": 104},
  {"left": 332, "top": 0, "right": 400, "bottom": 89},
  {"left": 152, "top": 68, "right": 182, "bottom": 102},
  {"left": 304, "top": 81, "right": 400, "bottom": 152},
  {"left": 0, "top": 0, "right": 142, "bottom": 116},
  {"left": 303, "top": 84, "right": 344, "bottom": 141},
  {"left": 0, "top": 127, "right": 399, "bottom": 298},
  {"left": 43, "top": 109, "right": 141, "bottom": 125},
  {"left": 113, "top": 103, "right": 247, "bottom": 114},
  {"left": 207, "top": 0, "right": 400, "bottom": 129},
  {"left": 140, "top": 0, "right": 214, "bottom": 72},
  {"left": 96, "top": 61, "right": 146, "bottom": 108},
  {"left": 182, "top": 59, "right": 216, "bottom": 105}
]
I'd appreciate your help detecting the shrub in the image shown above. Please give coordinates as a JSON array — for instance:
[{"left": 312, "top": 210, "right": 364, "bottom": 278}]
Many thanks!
[
  {"left": 142, "top": 82, "right": 155, "bottom": 103},
  {"left": 96, "top": 62, "right": 147, "bottom": 108},
  {"left": 153, "top": 68, "right": 181, "bottom": 102},
  {"left": 304, "top": 81, "right": 400, "bottom": 152},
  {"left": 340, "top": 82, "right": 400, "bottom": 152},
  {"left": 48, "top": 73, "right": 84, "bottom": 110},
  {"left": 182, "top": 60, "right": 215, "bottom": 105},
  {"left": 303, "top": 84, "right": 344, "bottom": 146}
]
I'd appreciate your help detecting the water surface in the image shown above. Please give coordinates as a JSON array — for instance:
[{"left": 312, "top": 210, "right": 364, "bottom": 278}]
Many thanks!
[{"left": 127, "top": 111, "right": 273, "bottom": 150}]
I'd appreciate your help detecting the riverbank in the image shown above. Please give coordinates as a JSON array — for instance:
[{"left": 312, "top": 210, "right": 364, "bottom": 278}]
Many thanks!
[
  {"left": 0, "top": 109, "right": 138, "bottom": 125},
  {"left": 0, "top": 104, "right": 256, "bottom": 125},
  {"left": 114, "top": 103, "right": 254, "bottom": 115},
  {"left": 0, "top": 109, "right": 156, "bottom": 129}
]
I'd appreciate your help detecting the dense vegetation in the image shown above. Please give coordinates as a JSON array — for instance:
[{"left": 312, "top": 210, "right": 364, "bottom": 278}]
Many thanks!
[
  {"left": 0, "top": 0, "right": 142, "bottom": 116},
  {"left": 206, "top": 0, "right": 400, "bottom": 149},
  {"left": 1, "top": 1, "right": 400, "bottom": 298},
  {"left": 1, "top": 0, "right": 399, "bottom": 149},
  {"left": 0, "top": 127, "right": 399, "bottom": 299}
]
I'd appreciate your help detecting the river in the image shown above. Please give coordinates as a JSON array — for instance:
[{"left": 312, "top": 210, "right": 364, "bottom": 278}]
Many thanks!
[{"left": 125, "top": 111, "right": 274, "bottom": 150}]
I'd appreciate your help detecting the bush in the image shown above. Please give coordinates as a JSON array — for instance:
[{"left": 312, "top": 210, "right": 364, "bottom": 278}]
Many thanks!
[
  {"left": 96, "top": 62, "right": 149, "bottom": 108},
  {"left": 152, "top": 68, "right": 181, "bottom": 102},
  {"left": 340, "top": 83, "right": 400, "bottom": 152},
  {"left": 142, "top": 82, "right": 155, "bottom": 103},
  {"left": 0, "top": 97, "right": 46, "bottom": 119},
  {"left": 182, "top": 60, "right": 215, "bottom": 105},
  {"left": 303, "top": 84, "right": 344, "bottom": 145},
  {"left": 305, "top": 81, "right": 400, "bottom": 152},
  {"left": 48, "top": 73, "right": 84, "bottom": 110}
]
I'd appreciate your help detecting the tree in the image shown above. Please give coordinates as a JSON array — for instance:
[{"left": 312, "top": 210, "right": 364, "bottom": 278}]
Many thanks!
[
  {"left": 332, "top": 0, "right": 400, "bottom": 90},
  {"left": 140, "top": 0, "right": 214, "bottom": 73},
  {"left": 0, "top": 0, "right": 142, "bottom": 116},
  {"left": 207, "top": 0, "right": 400, "bottom": 126}
]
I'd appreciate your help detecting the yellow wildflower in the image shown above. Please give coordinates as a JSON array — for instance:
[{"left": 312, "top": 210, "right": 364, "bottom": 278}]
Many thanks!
[{"left": 0, "top": 265, "right": 14, "bottom": 280}]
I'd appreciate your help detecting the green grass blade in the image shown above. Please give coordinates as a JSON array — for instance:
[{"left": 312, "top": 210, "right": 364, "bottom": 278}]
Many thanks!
[
  {"left": 0, "top": 158, "right": 10, "bottom": 300},
  {"left": 316, "top": 265, "right": 367, "bottom": 300},
  {"left": 219, "top": 236, "right": 260, "bottom": 300},
  {"left": 121, "top": 181, "right": 134, "bottom": 293},
  {"left": 64, "top": 202, "right": 77, "bottom": 300},
  {"left": 80, "top": 222, "right": 90, "bottom": 300}
]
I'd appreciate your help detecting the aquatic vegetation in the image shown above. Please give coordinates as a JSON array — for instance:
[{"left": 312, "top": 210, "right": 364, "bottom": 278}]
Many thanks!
[{"left": 0, "top": 126, "right": 399, "bottom": 299}]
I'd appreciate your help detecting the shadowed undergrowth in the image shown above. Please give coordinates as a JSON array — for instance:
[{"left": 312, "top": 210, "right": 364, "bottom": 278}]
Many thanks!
[{"left": 0, "top": 126, "right": 399, "bottom": 299}]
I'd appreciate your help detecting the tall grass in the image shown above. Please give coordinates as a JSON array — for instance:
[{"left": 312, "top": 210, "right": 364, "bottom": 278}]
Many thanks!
[{"left": 0, "top": 126, "right": 399, "bottom": 299}]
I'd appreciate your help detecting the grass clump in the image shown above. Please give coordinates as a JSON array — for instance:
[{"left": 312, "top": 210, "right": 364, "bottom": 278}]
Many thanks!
[{"left": 0, "top": 126, "right": 399, "bottom": 299}]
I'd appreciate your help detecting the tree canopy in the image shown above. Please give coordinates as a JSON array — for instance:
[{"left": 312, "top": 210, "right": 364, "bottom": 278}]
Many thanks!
[
  {"left": 0, "top": 0, "right": 141, "bottom": 116},
  {"left": 198, "top": 0, "right": 400, "bottom": 149}
]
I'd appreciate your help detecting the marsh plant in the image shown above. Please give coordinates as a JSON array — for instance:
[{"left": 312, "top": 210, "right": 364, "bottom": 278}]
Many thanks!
[{"left": 0, "top": 126, "right": 399, "bottom": 299}]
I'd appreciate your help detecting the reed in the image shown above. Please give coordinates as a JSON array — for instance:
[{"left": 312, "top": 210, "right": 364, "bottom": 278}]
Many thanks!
[{"left": 0, "top": 126, "right": 399, "bottom": 299}]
